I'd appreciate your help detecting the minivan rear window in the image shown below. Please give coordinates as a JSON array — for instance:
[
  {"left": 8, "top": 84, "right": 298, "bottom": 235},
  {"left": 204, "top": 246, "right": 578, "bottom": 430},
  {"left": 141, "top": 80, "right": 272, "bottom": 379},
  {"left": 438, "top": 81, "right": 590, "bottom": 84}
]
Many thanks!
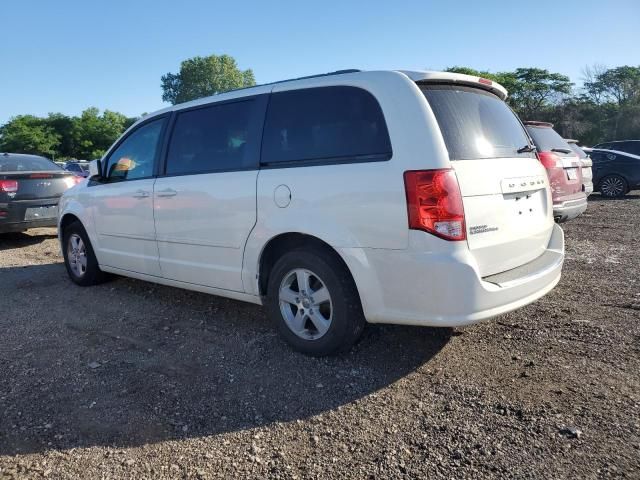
[
  {"left": 421, "top": 85, "right": 534, "bottom": 160},
  {"left": 525, "top": 126, "right": 574, "bottom": 154},
  {"left": 261, "top": 86, "right": 392, "bottom": 166}
]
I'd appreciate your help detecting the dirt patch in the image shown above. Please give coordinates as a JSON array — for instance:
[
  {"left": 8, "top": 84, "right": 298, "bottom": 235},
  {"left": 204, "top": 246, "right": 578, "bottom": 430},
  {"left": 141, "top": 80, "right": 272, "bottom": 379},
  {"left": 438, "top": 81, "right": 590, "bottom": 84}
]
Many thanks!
[{"left": 0, "top": 194, "right": 638, "bottom": 479}]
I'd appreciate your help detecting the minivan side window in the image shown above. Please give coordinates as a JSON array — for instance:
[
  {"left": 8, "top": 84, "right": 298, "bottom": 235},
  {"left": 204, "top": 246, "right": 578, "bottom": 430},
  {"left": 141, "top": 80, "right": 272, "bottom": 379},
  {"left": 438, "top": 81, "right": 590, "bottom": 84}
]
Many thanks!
[
  {"left": 165, "top": 100, "right": 258, "bottom": 176},
  {"left": 104, "top": 118, "right": 165, "bottom": 181},
  {"left": 261, "top": 86, "right": 392, "bottom": 166}
]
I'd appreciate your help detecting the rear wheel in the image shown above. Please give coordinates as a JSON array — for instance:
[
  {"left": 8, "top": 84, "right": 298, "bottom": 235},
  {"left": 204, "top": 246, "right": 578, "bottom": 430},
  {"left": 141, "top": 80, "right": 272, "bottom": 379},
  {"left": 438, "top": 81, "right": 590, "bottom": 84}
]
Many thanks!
[
  {"left": 62, "top": 221, "right": 109, "bottom": 286},
  {"left": 266, "top": 248, "right": 365, "bottom": 356},
  {"left": 599, "top": 174, "right": 628, "bottom": 198}
]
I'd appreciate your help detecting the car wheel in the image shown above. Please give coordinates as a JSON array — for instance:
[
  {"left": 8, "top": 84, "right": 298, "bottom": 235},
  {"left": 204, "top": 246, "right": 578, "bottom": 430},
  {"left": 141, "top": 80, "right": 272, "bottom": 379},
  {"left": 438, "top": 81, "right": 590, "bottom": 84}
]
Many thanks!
[
  {"left": 62, "top": 221, "right": 109, "bottom": 286},
  {"left": 266, "top": 248, "right": 366, "bottom": 356},
  {"left": 599, "top": 174, "right": 628, "bottom": 198}
]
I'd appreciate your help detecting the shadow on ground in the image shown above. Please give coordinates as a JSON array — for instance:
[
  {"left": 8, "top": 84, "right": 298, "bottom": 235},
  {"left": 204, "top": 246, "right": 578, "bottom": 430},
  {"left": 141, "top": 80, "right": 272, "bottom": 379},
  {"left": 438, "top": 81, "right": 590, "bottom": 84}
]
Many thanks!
[
  {"left": 0, "top": 262, "right": 450, "bottom": 455},
  {"left": 0, "top": 231, "right": 58, "bottom": 251}
]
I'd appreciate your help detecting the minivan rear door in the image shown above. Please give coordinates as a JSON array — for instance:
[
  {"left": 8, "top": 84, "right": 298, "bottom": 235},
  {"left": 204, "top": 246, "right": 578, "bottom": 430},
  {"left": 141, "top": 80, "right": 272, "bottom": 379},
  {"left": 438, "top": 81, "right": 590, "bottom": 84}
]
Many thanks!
[{"left": 420, "top": 84, "right": 554, "bottom": 277}]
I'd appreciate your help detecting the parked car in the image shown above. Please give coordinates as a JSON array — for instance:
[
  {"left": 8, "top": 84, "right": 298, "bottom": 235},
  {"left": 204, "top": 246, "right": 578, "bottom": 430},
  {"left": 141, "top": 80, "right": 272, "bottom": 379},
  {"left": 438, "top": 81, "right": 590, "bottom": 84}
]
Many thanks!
[
  {"left": 0, "top": 153, "right": 83, "bottom": 233},
  {"left": 523, "top": 122, "right": 587, "bottom": 222},
  {"left": 589, "top": 148, "right": 640, "bottom": 197},
  {"left": 64, "top": 161, "right": 90, "bottom": 178},
  {"left": 592, "top": 140, "right": 640, "bottom": 156},
  {"left": 58, "top": 69, "right": 565, "bottom": 355},
  {"left": 565, "top": 139, "right": 593, "bottom": 196}
]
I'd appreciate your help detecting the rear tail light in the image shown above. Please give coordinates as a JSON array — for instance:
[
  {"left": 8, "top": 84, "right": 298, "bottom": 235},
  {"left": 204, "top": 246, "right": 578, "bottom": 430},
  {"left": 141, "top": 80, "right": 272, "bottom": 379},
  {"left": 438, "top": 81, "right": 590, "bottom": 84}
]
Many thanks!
[
  {"left": 0, "top": 180, "right": 18, "bottom": 193},
  {"left": 538, "top": 151, "right": 563, "bottom": 169},
  {"left": 403, "top": 169, "right": 466, "bottom": 241}
]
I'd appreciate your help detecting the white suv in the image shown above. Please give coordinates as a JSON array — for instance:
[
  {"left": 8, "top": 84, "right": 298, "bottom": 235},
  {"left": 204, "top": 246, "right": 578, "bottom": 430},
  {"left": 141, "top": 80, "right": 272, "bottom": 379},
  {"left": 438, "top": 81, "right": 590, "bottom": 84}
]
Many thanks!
[{"left": 58, "top": 69, "right": 565, "bottom": 356}]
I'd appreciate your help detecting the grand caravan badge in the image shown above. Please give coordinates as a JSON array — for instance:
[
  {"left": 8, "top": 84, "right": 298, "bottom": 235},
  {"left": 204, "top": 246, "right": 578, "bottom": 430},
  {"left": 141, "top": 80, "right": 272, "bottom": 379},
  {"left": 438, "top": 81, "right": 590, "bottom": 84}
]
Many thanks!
[{"left": 470, "top": 224, "right": 499, "bottom": 235}]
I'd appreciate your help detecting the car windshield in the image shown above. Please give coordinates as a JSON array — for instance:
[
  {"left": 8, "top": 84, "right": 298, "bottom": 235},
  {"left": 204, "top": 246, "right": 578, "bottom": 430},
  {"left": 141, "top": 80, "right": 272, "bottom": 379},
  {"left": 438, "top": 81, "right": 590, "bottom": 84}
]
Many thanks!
[
  {"left": 420, "top": 85, "right": 535, "bottom": 160},
  {"left": 0, "top": 155, "right": 62, "bottom": 172},
  {"left": 526, "top": 126, "right": 574, "bottom": 154}
]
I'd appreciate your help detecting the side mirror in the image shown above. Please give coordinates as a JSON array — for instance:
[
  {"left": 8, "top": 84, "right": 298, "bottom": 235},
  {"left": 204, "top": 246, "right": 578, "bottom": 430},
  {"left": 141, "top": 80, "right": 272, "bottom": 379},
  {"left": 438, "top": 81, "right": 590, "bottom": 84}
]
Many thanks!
[{"left": 89, "top": 159, "right": 103, "bottom": 180}]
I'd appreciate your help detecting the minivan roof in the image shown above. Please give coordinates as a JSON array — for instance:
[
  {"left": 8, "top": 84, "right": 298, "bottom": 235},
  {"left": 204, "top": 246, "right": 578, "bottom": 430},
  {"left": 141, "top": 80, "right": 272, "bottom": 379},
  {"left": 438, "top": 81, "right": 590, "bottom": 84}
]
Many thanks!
[
  {"left": 137, "top": 69, "right": 510, "bottom": 125},
  {"left": 399, "top": 70, "right": 509, "bottom": 100}
]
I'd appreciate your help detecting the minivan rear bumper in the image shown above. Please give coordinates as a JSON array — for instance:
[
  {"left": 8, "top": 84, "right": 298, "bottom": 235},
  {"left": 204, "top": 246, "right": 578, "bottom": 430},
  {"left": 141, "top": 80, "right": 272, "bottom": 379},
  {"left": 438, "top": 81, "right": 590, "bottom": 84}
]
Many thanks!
[{"left": 338, "top": 223, "right": 564, "bottom": 328}]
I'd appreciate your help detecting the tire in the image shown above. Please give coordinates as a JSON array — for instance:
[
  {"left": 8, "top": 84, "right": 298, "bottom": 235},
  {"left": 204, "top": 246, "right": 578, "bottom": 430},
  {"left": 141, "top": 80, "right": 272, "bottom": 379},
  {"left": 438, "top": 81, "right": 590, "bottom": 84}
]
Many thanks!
[
  {"left": 62, "top": 220, "right": 109, "bottom": 286},
  {"left": 266, "top": 248, "right": 366, "bottom": 356},
  {"left": 599, "top": 174, "right": 628, "bottom": 198}
]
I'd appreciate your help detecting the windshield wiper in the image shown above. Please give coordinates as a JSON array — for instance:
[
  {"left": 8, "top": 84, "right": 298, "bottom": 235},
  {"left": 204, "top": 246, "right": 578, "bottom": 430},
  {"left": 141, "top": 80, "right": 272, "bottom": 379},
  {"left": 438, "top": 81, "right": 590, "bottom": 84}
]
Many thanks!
[
  {"left": 516, "top": 144, "right": 537, "bottom": 154},
  {"left": 551, "top": 148, "right": 571, "bottom": 154}
]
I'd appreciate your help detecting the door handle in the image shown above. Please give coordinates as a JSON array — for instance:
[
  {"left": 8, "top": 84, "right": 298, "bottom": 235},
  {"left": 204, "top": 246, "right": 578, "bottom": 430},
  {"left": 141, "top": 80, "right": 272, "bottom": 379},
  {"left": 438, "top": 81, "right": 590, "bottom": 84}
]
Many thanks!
[
  {"left": 132, "top": 190, "right": 150, "bottom": 198},
  {"left": 156, "top": 188, "right": 177, "bottom": 197}
]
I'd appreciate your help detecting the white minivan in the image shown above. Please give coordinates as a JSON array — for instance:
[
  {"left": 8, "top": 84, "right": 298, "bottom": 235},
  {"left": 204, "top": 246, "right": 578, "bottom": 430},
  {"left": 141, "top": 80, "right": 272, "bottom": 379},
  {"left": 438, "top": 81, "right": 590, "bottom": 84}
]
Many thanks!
[{"left": 58, "top": 69, "right": 564, "bottom": 355}]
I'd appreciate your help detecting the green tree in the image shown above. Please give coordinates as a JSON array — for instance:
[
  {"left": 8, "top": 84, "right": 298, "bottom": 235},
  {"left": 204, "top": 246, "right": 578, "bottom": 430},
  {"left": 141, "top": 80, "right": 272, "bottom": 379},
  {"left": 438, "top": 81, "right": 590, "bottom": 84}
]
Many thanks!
[
  {"left": 72, "top": 108, "right": 129, "bottom": 159},
  {"left": 582, "top": 65, "right": 640, "bottom": 140},
  {"left": 584, "top": 65, "right": 640, "bottom": 105},
  {"left": 507, "top": 68, "right": 573, "bottom": 119},
  {"left": 161, "top": 54, "right": 256, "bottom": 105},
  {"left": 0, "top": 115, "right": 60, "bottom": 157},
  {"left": 445, "top": 66, "right": 572, "bottom": 119},
  {"left": 45, "top": 113, "right": 75, "bottom": 158}
]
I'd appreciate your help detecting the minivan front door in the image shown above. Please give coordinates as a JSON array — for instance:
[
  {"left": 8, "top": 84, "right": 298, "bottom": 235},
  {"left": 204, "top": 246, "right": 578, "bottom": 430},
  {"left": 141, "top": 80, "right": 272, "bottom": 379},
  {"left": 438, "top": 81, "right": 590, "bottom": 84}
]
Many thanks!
[
  {"left": 91, "top": 117, "right": 166, "bottom": 276},
  {"left": 153, "top": 97, "right": 266, "bottom": 291}
]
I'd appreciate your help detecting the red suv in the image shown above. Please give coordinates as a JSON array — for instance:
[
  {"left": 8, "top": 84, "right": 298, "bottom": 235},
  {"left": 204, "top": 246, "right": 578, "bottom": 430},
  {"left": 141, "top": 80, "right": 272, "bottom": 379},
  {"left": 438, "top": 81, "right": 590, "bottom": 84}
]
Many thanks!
[{"left": 524, "top": 122, "right": 587, "bottom": 222}]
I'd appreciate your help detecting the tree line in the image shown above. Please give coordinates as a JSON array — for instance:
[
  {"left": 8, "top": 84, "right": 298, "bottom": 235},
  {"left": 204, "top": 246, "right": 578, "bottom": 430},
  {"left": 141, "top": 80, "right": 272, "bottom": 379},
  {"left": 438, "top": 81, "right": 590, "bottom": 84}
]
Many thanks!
[
  {"left": 1, "top": 53, "right": 637, "bottom": 160},
  {"left": 0, "top": 108, "right": 138, "bottom": 160}
]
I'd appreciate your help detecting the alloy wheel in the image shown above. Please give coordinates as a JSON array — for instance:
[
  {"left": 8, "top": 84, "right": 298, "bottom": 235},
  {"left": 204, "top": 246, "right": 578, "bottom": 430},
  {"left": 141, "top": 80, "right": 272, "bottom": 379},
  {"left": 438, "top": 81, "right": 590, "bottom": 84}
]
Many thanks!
[
  {"left": 600, "top": 176, "right": 625, "bottom": 197},
  {"left": 67, "top": 233, "right": 87, "bottom": 277},
  {"left": 279, "top": 268, "right": 333, "bottom": 340}
]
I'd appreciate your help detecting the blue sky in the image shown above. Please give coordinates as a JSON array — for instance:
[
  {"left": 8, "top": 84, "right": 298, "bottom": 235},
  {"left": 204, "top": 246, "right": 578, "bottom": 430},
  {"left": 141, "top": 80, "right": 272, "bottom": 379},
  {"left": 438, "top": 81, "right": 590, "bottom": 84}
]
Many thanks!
[{"left": 1, "top": 0, "right": 638, "bottom": 124}]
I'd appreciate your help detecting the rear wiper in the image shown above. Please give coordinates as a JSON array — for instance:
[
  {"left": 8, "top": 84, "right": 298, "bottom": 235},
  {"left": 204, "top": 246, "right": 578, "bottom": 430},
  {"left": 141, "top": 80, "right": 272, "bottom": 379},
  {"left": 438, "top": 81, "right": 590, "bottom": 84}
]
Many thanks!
[
  {"left": 516, "top": 144, "right": 536, "bottom": 154},
  {"left": 551, "top": 148, "right": 571, "bottom": 154}
]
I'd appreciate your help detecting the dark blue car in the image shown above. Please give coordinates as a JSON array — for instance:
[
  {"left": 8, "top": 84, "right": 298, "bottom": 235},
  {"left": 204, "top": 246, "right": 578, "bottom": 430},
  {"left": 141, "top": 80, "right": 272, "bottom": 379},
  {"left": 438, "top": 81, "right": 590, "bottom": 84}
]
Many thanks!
[{"left": 589, "top": 147, "right": 640, "bottom": 198}]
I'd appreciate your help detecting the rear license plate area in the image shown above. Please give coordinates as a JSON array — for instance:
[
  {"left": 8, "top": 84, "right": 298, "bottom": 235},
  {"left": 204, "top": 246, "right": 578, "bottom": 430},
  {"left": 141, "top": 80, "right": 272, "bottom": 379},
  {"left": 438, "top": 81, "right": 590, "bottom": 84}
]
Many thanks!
[
  {"left": 566, "top": 168, "right": 578, "bottom": 180},
  {"left": 24, "top": 205, "right": 57, "bottom": 220},
  {"left": 503, "top": 189, "right": 546, "bottom": 220}
]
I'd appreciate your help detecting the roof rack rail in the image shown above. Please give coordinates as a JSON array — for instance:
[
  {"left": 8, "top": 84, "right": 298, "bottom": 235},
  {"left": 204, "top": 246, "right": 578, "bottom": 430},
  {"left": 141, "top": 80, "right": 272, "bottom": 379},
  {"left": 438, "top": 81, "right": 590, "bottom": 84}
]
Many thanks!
[
  {"left": 211, "top": 69, "right": 362, "bottom": 96},
  {"left": 267, "top": 69, "right": 361, "bottom": 86},
  {"left": 170, "top": 69, "right": 363, "bottom": 105}
]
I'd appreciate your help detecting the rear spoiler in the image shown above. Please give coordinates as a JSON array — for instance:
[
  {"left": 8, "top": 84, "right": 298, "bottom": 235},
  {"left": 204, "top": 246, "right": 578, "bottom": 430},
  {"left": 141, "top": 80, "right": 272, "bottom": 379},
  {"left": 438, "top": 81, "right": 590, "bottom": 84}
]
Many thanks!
[{"left": 398, "top": 70, "right": 509, "bottom": 100}]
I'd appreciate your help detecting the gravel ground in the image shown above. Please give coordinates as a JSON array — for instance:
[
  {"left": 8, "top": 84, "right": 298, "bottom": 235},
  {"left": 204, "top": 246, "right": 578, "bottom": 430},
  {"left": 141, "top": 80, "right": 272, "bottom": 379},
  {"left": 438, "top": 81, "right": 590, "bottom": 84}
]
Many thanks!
[{"left": 0, "top": 192, "right": 639, "bottom": 479}]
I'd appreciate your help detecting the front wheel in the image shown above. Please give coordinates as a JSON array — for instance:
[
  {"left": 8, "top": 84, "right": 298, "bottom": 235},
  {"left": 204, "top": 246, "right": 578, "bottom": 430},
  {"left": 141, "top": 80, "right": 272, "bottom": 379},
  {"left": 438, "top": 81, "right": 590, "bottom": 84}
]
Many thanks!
[
  {"left": 599, "top": 174, "right": 628, "bottom": 198},
  {"left": 62, "top": 221, "right": 109, "bottom": 286},
  {"left": 266, "top": 248, "right": 365, "bottom": 356}
]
